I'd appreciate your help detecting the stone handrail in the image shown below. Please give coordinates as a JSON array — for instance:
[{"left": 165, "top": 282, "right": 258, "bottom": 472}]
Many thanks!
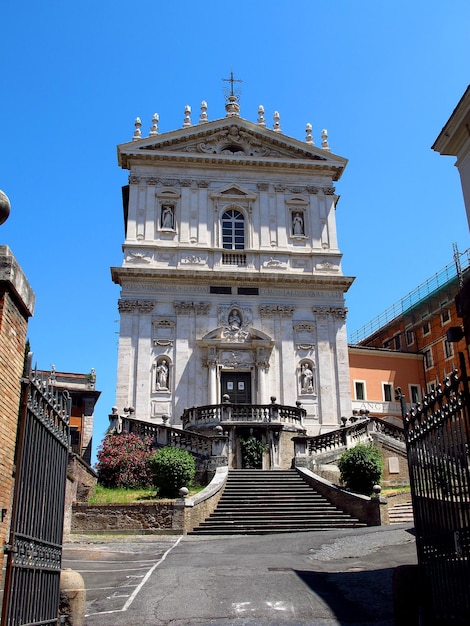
[
  {"left": 182, "top": 401, "right": 306, "bottom": 429},
  {"left": 109, "top": 415, "right": 226, "bottom": 459},
  {"left": 294, "top": 415, "right": 405, "bottom": 457},
  {"left": 368, "top": 416, "right": 405, "bottom": 443}
]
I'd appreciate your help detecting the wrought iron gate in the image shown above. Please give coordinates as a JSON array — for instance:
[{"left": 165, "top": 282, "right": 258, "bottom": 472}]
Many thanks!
[
  {"left": 397, "top": 352, "right": 470, "bottom": 624},
  {"left": 1, "top": 369, "right": 70, "bottom": 626}
]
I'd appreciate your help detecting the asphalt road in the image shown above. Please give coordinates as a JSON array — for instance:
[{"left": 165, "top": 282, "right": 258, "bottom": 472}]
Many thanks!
[{"left": 63, "top": 525, "right": 418, "bottom": 626}]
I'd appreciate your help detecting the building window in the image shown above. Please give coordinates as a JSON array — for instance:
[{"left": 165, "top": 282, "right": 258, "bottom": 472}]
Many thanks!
[
  {"left": 424, "top": 348, "right": 433, "bottom": 370},
  {"left": 210, "top": 286, "right": 232, "bottom": 294},
  {"left": 444, "top": 339, "right": 454, "bottom": 359},
  {"left": 354, "top": 381, "right": 366, "bottom": 401},
  {"left": 422, "top": 321, "right": 430, "bottom": 336},
  {"left": 409, "top": 384, "right": 420, "bottom": 404},
  {"left": 394, "top": 335, "right": 401, "bottom": 350},
  {"left": 383, "top": 340, "right": 390, "bottom": 349},
  {"left": 406, "top": 330, "right": 414, "bottom": 346},
  {"left": 441, "top": 309, "right": 451, "bottom": 325},
  {"left": 222, "top": 209, "right": 245, "bottom": 250},
  {"left": 383, "top": 383, "right": 393, "bottom": 403},
  {"left": 238, "top": 287, "right": 259, "bottom": 295}
]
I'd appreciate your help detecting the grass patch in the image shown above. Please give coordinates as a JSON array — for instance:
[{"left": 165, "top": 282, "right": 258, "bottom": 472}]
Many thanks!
[
  {"left": 88, "top": 484, "right": 205, "bottom": 504},
  {"left": 381, "top": 485, "right": 411, "bottom": 496}
]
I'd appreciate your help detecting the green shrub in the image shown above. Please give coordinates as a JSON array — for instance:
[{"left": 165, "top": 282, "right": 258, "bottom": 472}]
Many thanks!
[
  {"left": 337, "top": 443, "right": 383, "bottom": 496},
  {"left": 240, "top": 436, "right": 266, "bottom": 469},
  {"left": 150, "top": 447, "right": 196, "bottom": 497},
  {"left": 95, "top": 432, "right": 154, "bottom": 489}
]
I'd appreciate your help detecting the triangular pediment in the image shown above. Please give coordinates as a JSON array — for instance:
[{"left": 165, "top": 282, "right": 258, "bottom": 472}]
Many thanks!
[{"left": 118, "top": 117, "right": 347, "bottom": 174}]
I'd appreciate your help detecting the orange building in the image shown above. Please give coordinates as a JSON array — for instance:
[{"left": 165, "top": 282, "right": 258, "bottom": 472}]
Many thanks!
[
  {"left": 348, "top": 346, "right": 425, "bottom": 421},
  {"left": 37, "top": 368, "right": 100, "bottom": 465},
  {"left": 350, "top": 249, "right": 469, "bottom": 398}
]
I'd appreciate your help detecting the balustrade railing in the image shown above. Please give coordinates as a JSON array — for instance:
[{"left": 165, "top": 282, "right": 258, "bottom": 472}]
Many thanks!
[
  {"left": 182, "top": 402, "right": 305, "bottom": 429},
  {"left": 295, "top": 415, "right": 404, "bottom": 456},
  {"left": 110, "top": 415, "right": 225, "bottom": 458}
]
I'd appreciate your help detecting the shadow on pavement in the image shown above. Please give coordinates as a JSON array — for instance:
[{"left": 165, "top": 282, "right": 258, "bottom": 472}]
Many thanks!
[{"left": 295, "top": 567, "right": 396, "bottom": 625}]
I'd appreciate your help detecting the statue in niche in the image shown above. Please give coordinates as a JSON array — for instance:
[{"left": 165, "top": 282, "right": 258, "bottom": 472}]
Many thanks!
[
  {"left": 292, "top": 212, "right": 304, "bottom": 236},
  {"left": 228, "top": 308, "right": 242, "bottom": 330},
  {"left": 156, "top": 359, "right": 169, "bottom": 390},
  {"left": 301, "top": 362, "right": 314, "bottom": 393},
  {"left": 161, "top": 205, "right": 174, "bottom": 229}
]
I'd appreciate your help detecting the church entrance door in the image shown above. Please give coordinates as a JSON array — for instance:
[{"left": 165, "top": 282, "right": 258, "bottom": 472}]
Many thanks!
[{"left": 221, "top": 372, "right": 252, "bottom": 404}]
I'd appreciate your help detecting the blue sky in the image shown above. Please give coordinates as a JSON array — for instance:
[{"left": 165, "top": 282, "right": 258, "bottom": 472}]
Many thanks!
[{"left": 1, "top": 1, "right": 469, "bottom": 463}]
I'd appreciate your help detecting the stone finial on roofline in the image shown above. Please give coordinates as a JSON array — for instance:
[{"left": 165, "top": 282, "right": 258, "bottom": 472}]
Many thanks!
[
  {"left": 257, "top": 105, "right": 266, "bottom": 127},
  {"left": 321, "top": 128, "right": 330, "bottom": 151},
  {"left": 132, "top": 117, "right": 142, "bottom": 141},
  {"left": 149, "top": 113, "right": 159, "bottom": 136},
  {"left": 199, "top": 101, "right": 208, "bottom": 123},
  {"left": 183, "top": 105, "right": 192, "bottom": 128},
  {"left": 306, "top": 123, "right": 314, "bottom": 145},
  {"left": 273, "top": 111, "right": 281, "bottom": 133}
]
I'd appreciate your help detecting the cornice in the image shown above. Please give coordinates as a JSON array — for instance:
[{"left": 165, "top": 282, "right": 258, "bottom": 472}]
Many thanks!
[
  {"left": 121, "top": 152, "right": 345, "bottom": 181},
  {"left": 111, "top": 265, "right": 354, "bottom": 291}
]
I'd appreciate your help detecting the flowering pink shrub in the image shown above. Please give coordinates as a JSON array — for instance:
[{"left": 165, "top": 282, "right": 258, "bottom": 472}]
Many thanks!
[{"left": 95, "top": 432, "right": 154, "bottom": 489}]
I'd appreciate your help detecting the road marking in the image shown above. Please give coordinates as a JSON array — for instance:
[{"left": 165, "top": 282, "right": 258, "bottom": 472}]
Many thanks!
[{"left": 85, "top": 536, "right": 183, "bottom": 616}]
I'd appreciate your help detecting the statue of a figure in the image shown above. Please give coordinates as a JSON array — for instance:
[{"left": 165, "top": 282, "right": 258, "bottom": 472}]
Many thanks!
[
  {"left": 292, "top": 212, "right": 304, "bottom": 235},
  {"left": 156, "top": 359, "right": 169, "bottom": 390},
  {"left": 161, "top": 205, "right": 174, "bottom": 229},
  {"left": 228, "top": 309, "right": 242, "bottom": 330},
  {"left": 301, "top": 362, "right": 314, "bottom": 391}
]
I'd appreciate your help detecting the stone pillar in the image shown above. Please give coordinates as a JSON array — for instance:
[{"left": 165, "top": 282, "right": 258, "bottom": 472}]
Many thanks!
[{"left": 208, "top": 356, "right": 218, "bottom": 405}]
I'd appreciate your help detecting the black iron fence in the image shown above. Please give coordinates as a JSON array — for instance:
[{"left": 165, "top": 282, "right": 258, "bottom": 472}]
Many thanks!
[
  {"left": 1, "top": 370, "right": 70, "bottom": 626},
  {"left": 397, "top": 352, "right": 470, "bottom": 624}
]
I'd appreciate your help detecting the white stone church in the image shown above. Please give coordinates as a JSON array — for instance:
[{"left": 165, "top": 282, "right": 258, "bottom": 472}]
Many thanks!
[{"left": 112, "top": 91, "right": 354, "bottom": 449}]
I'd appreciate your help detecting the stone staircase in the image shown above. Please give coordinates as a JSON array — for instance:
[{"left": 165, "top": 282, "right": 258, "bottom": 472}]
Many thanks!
[
  {"left": 388, "top": 501, "right": 414, "bottom": 525},
  {"left": 189, "top": 469, "right": 367, "bottom": 535}
]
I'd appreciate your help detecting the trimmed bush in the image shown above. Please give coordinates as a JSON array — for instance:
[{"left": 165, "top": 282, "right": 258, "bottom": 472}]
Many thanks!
[
  {"left": 95, "top": 432, "right": 154, "bottom": 489},
  {"left": 337, "top": 443, "right": 384, "bottom": 496},
  {"left": 150, "top": 447, "right": 196, "bottom": 497}
]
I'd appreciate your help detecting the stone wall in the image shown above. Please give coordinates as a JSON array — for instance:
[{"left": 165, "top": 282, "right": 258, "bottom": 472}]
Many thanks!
[
  {"left": 69, "top": 466, "right": 229, "bottom": 535},
  {"left": 297, "top": 467, "right": 384, "bottom": 526},
  {"left": 72, "top": 502, "right": 176, "bottom": 534},
  {"left": 63, "top": 454, "right": 98, "bottom": 537},
  {"left": 370, "top": 433, "right": 410, "bottom": 487}
]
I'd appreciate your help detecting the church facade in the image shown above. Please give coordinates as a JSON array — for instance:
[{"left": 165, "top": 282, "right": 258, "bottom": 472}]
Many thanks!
[{"left": 112, "top": 95, "right": 354, "bottom": 437}]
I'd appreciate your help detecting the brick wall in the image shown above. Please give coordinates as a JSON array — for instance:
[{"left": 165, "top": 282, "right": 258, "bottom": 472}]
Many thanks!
[{"left": 0, "top": 246, "right": 35, "bottom": 592}]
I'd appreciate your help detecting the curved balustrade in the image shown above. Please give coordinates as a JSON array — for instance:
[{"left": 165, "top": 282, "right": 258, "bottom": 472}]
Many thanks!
[{"left": 182, "top": 402, "right": 306, "bottom": 429}]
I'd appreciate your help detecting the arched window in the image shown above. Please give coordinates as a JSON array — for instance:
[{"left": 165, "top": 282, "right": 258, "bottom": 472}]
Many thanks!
[{"left": 221, "top": 209, "right": 245, "bottom": 250}]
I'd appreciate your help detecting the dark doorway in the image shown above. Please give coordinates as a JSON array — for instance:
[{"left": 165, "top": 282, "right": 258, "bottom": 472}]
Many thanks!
[
  {"left": 221, "top": 371, "right": 252, "bottom": 404},
  {"left": 238, "top": 427, "right": 265, "bottom": 469}
]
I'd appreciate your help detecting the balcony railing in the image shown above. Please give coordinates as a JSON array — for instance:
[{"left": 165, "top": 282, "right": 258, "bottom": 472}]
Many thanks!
[
  {"left": 222, "top": 252, "right": 247, "bottom": 266},
  {"left": 182, "top": 402, "right": 306, "bottom": 430}
]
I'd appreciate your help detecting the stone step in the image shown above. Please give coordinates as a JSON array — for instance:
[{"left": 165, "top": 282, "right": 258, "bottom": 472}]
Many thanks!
[
  {"left": 190, "top": 469, "right": 366, "bottom": 535},
  {"left": 389, "top": 502, "right": 414, "bottom": 525}
]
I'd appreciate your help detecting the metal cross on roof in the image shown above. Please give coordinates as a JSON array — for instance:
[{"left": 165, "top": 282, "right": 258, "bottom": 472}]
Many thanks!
[{"left": 222, "top": 71, "right": 243, "bottom": 98}]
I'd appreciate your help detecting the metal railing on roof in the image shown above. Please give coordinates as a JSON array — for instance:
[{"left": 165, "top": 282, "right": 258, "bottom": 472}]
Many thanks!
[{"left": 349, "top": 248, "right": 470, "bottom": 344}]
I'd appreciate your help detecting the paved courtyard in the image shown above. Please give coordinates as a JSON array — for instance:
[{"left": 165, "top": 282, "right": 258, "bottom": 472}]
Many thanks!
[{"left": 63, "top": 525, "right": 417, "bottom": 625}]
